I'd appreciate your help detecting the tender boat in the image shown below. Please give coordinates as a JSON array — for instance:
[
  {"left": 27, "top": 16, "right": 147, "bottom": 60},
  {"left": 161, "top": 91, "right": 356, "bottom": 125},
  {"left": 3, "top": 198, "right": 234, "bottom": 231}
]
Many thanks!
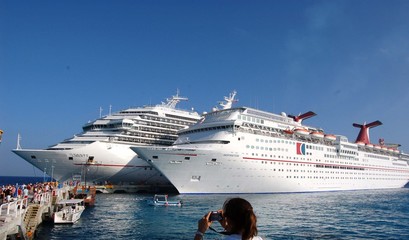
[
  {"left": 324, "top": 134, "right": 336, "bottom": 141},
  {"left": 147, "top": 194, "right": 182, "bottom": 206},
  {"left": 294, "top": 128, "right": 310, "bottom": 136},
  {"left": 54, "top": 199, "right": 85, "bottom": 224},
  {"left": 73, "top": 186, "right": 96, "bottom": 206}
]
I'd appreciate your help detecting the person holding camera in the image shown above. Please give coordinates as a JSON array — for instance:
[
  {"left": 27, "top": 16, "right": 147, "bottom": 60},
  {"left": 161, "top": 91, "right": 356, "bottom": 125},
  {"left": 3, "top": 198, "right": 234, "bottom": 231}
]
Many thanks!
[{"left": 195, "top": 197, "right": 262, "bottom": 240}]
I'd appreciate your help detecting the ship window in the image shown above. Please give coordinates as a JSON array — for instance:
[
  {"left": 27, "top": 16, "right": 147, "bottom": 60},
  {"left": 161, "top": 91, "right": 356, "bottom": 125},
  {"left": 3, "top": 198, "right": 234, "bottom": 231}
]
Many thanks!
[
  {"left": 212, "top": 159, "right": 216, "bottom": 162},
  {"left": 185, "top": 157, "right": 190, "bottom": 160},
  {"left": 152, "top": 156, "right": 158, "bottom": 159},
  {"left": 31, "top": 155, "right": 36, "bottom": 159},
  {"left": 69, "top": 157, "right": 73, "bottom": 160}
]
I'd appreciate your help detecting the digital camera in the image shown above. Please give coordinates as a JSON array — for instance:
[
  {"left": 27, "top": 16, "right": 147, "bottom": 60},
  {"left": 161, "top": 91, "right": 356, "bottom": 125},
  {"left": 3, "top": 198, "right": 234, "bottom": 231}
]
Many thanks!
[{"left": 209, "top": 211, "right": 223, "bottom": 221}]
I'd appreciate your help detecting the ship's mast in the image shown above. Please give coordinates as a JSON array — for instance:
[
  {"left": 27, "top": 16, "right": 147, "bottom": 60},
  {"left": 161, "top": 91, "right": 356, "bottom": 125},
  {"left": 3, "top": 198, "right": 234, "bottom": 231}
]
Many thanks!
[
  {"left": 164, "top": 90, "right": 188, "bottom": 108},
  {"left": 220, "top": 90, "right": 238, "bottom": 110},
  {"left": 16, "top": 133, "right": 21, "bottom": 150},
  {"left": 213, "top": 90, "right": 238, "bottom": 111}
]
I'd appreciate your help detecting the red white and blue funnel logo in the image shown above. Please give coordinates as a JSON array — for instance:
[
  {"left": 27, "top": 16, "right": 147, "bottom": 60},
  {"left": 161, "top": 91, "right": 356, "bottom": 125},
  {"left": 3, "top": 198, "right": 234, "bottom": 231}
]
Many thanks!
[{"left": 296, "top": 142, "right": 306, "bottom": 155}]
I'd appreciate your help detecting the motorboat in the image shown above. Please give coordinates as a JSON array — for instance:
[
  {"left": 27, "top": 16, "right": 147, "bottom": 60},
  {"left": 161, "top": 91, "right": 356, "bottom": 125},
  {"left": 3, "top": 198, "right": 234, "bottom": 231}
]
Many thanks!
[
  {"left": 54, "top": 199, "right": 85, "bottom": 224},
  {"left": 147, "top": 194, "right": 182, "bottom": 206}
]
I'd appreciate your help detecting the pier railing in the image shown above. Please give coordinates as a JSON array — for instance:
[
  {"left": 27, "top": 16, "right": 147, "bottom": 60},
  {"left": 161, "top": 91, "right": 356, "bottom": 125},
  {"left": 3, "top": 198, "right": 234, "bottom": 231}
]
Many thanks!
[
  {"left": 0, "top": 198, "right": 28, "bottom": 218},
  {"left": 32, "top": 191, "right": 52, "bottom": 205},
  {"left": 0, "top": 190, "right": 53, "bottom": 219}
]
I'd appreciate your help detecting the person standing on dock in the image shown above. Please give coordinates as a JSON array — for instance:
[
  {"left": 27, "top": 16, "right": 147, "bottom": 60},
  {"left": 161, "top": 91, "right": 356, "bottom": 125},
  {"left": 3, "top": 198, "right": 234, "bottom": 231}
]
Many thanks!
[
  {"left": 23, "top": 186, "right": 29, "bottom": 199},
  {"left": 4, "top": 186, "right": 12, "bottom": 202},
  {"left": 0, "top": 186, "right": 4, "bottom": 203}
]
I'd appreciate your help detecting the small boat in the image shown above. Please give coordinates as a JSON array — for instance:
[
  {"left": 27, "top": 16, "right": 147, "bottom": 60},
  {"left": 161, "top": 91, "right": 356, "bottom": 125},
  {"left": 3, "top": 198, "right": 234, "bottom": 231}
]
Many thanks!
[
  {"left": 54, "top": 199, "right": 85, "bottom": 224},
  {"left": 95, "top": 184, "right": 114, "bottom": 194},
  {"left": 310, "top": 131, "right": 324, "bottom": 139},
  {"left": 73, "top": 185, "right": 96, "bottom": 206},
  {"left": 324, "top": 134, "right": 336, "bottom": 141},
  {"left": 283, "top": 129, "right": 294, "bottom": 135},
  {"left": 147, "top": 194, "right": 182, "bottom": 207},
  {"left": 294, "top": 128, "right": 309, "bottom": 136}
]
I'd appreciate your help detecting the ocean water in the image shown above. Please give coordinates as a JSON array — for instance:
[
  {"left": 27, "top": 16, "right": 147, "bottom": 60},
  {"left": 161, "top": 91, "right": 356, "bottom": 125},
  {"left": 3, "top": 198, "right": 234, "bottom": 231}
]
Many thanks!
[
  {"left": 0, "top": 176, "right": 45, "bottom": 186},
  {"left": 32, "top": 189, "right": 409, "bottom": 240}
]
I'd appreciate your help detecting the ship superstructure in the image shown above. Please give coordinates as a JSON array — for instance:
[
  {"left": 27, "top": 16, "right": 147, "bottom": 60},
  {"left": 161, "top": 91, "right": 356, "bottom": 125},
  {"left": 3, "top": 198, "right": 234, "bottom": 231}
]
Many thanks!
[
  {"left": 132, "top": 107, "right": 409, "bottom": 194},
  {"left": 12, "top": 91, "right": 237, "bottom": 187}
]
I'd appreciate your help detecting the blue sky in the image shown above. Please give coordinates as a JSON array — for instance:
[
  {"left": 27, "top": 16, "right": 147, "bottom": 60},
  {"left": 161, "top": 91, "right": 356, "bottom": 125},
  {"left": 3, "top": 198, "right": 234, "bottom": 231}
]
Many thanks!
[{"left": 1, "top": 0, "right": 409, "bottom": 177}]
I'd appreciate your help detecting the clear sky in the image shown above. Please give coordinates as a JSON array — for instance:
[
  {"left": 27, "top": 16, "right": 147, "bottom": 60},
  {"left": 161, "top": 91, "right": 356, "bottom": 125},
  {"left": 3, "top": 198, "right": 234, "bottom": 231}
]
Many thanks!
[{"left": 1, "top": 0, "right": 409, "bottom": 177}]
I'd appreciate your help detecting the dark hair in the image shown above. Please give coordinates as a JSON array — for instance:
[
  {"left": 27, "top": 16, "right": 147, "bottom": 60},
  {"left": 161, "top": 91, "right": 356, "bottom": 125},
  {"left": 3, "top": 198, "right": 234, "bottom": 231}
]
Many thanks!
[{"left": 223, "top": 198, "right": 258, "bottom": 240}]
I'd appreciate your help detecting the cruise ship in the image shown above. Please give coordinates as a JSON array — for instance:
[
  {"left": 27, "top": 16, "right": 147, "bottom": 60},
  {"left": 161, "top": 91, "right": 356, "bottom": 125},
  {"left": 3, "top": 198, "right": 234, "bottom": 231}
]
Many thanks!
[
  {"left": 132, "top": 107, "right": 409, "bottom": 194},
  {"left": 13, "top": 91, "right": 237, "bottom": 189}
]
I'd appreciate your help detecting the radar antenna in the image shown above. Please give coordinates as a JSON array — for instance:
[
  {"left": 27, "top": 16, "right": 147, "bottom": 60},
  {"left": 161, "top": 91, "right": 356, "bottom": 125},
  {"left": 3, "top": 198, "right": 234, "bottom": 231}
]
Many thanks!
[
  {"left": 212, "top": 90, "right": 238, "bottom": 111},
  {"left": 163, "top": 89, "right": 188, "bottom": 108},
  {"left": 16, "top": 133, "right": 22, "bottom": 150}
]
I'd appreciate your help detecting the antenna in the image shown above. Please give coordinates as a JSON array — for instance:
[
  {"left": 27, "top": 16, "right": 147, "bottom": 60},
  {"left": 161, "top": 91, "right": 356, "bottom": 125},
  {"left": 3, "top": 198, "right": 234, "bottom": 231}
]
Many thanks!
[
  {"left": 164, "top": 90, "right": 188, "bottom": 108},
  {"left": 99, "top": 107, "right": 103, "bottom": 118},
  {"left": 16, "top": 133, "right": 21, "bottom": 150},
  {"left": 109, "top": 105, "right": 112, "bottom": 115},
  {"left": 213, "top": 90, "right": 238, "bottom": 111}
]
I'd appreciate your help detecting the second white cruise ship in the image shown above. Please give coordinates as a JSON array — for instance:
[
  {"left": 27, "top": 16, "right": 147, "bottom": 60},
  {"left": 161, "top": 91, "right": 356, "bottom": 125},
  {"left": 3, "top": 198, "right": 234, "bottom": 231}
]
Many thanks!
[
  {"left": 132, "top": 107, "right": 409, "bottom": 194},
  {"left": 13, "top": 91, "right": 237, "bottom": 190}
]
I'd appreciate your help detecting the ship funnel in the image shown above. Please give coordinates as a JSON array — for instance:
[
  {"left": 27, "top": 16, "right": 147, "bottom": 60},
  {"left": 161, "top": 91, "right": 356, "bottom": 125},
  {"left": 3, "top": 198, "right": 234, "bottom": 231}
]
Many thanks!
[
  {"left": 353, "top": 120, "right": 382, "bottom": 144},
  {"left": 288, "top": 111, "right": 317, "bottom": 123}
]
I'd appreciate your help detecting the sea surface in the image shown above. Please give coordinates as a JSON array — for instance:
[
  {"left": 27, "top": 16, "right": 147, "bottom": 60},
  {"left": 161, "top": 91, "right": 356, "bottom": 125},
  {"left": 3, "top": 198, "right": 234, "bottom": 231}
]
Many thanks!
[
  {"left": 2, "top": 176, "right": 408, "bottom": 239},
  {"left": 30, "top": 188, "right": 409, "bottom": 240},
  {"left": 1, "top": 176, "right": 46, "bottom": 186}
]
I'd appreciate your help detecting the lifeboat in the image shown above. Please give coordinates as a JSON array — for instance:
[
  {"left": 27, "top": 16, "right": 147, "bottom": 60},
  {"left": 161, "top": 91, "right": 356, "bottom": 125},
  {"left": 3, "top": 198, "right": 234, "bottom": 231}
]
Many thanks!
[
  {"left": 374, "top": 145, "right": 382, "bottom": 150},
  {"left": 394, "top": 149, "right": 400, "bottom": 154},
  {"left": 310, "top": 131, "right": 324, "bottom": 139},
  {"left": 283, "top": 129, "right": 294, "bottom": 135},
  {"left": 324, "top": 134, "right": 336, "bottom": 141},
  {"left": 381, "top": 146, "right": 388, "bottom": 151},
  {"left": 387, "top": 148, "right": 395, "bottom": 153},
  {"left": 294, "top": 128, "right": 310, "bottom": 136},
  {"left": 366, "top": 143, "right": 374, "bottom": 149}
]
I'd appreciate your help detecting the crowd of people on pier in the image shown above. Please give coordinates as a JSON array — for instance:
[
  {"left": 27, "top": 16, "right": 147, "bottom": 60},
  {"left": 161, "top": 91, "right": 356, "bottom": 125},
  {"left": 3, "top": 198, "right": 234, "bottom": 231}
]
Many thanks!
[{"left": 0, "top": 182, "right": 57, "bottom": 204}]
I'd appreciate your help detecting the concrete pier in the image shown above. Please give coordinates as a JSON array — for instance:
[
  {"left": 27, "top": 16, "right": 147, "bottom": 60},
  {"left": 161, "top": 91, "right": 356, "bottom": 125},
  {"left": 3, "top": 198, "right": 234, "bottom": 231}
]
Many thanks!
[{"left": 0, "top": 186, "right": 72, "bottom": 240}]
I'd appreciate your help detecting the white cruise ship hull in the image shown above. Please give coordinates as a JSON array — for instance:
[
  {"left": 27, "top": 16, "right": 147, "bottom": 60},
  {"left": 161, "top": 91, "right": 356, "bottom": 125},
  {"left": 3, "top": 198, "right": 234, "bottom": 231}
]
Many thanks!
[
  {"left": 132, "top": 138, "right": 409, "bottom": 194},
  {"left": 133, "top": 106, "right": 409, "bottom": 194},
  {"left": 13, "top": 141, "right": 169, "bottom": 185}
]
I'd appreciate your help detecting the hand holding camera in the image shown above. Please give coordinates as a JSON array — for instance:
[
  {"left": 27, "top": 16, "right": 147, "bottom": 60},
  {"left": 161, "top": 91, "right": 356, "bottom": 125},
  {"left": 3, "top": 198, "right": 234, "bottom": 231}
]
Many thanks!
[{"left": 209, "top": 211, "right": 223, "bottom": 221}]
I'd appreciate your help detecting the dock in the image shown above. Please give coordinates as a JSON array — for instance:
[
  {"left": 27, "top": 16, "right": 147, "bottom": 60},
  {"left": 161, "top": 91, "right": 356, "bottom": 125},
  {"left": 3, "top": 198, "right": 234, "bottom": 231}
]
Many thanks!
[{"left": 0, "top": 185, "right": 90, "bottom": 240}]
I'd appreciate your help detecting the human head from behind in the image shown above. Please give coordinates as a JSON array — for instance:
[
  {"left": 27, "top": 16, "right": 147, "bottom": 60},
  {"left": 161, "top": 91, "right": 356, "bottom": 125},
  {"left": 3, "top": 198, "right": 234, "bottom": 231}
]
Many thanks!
[
  {"left": 223, "top": 197, "right": 258, "bottom": 239},
  {"left": 195, "top": 197, "right": 261, "bottom": 240}
]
